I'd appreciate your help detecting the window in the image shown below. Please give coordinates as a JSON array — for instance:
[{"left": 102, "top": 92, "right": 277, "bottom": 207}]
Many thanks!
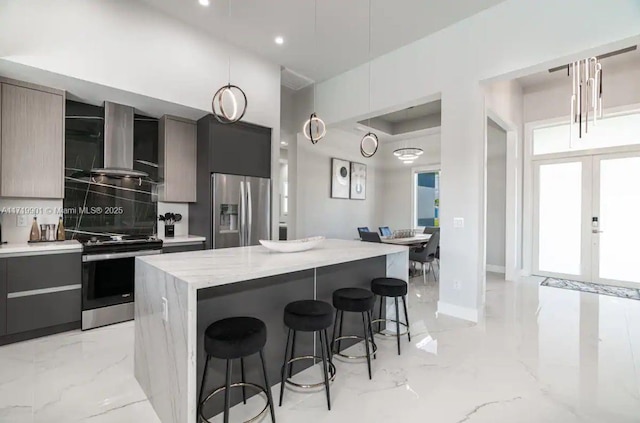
[
  {"left": 533, "top": 112, "right": 640, "bottom": 155},
  {"left": 414, "top": 171, "right": 439, "bottom": 228}
]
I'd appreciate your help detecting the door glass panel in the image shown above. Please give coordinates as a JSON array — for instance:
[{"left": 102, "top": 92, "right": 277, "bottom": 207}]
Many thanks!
[
  {"left": 533, "top": 112, "right": 640, "bottom": 155},
  {"left": 538, "top": 162, "right": 582, "bottom": 275},
  {"left": 415, "top": 172, "right": 440, "bottom": 228},
  {"left": 599, "top": 157, "right": 640, "bottom": 283}
]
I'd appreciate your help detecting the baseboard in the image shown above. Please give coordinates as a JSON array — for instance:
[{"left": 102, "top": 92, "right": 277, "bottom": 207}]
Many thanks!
[
  {"left": 486, "top": 264, "right": 506, "bottom": 274},
  {"left": 0, "top": 321, "right": 81, "bottom": 346},
  {"left": 437, "top": 301, "right": 479, "bottom": 323}
]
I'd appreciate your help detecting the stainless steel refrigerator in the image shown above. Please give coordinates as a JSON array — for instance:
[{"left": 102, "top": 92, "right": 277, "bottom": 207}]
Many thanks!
[{"left": 212, "top": 173, "right": 271, "bottom": 248}]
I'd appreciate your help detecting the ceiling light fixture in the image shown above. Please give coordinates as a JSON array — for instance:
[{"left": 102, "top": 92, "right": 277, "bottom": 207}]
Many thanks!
[
  {"left": 302, "top": 0, "right": 326, "bottom": 144},
  {"left": 394, "top": 148, "right": 424, "bottom": 164},
  {"left": 569, "top": 57, "right": 602, "bottom": 141},
  {"left": 198, "top": 0, "right": 209, "bottom": 6},
  {"left": 211, "top": 0, "right": 247, "bottom": 124},
  {"left": 275, "top": 36, "right": 284, "bottom": 45},
  {"left": 359, "top": 0, "right": 378, "bottom": 158}
]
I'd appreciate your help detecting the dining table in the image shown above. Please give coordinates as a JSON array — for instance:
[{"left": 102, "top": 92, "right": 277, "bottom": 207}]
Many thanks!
[{"left": 380, "top": 233, "right": 431, "bottom": 246}]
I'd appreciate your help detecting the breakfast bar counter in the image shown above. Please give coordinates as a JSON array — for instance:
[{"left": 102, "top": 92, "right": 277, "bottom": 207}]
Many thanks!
[{"left": 134, "top": 239, "right": 408, "bottom": 423}]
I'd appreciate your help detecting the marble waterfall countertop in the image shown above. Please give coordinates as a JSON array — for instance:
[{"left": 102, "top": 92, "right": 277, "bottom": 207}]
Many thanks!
[
  {"left": 137, "top": 238, "right": 407, "bottom": 290},
  {"left": 0, "top": 240, "right": 82, "bottom": 257}
]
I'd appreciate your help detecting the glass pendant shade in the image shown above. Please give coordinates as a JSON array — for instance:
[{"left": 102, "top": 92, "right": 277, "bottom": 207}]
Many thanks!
[
  {"left": 211, "top": 84, "right": 247, "bottom": 124},
  {"left": 303, "top": 112, "right": 326, "bottom": 144}
]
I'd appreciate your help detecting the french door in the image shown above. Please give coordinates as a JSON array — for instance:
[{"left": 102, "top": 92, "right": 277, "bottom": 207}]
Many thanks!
[{"left": 533, "top": 152, "right": 640, "bottom": 287}]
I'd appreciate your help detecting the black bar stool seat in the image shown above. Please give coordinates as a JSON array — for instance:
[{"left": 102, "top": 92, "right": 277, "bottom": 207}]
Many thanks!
[
  {"left": 199, "top": 317, "right": 276, "bottom": 423},
  {"left": 371, "top": 277, "right": 411, "bottom": 356},
  {"left": 331, "top": 288, "right": 377, "bottom": 379},
  {"left": 280, "top": 300, "right": 335, "bottom": 410}
]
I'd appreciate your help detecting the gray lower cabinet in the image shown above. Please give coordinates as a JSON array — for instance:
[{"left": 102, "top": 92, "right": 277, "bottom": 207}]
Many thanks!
[
  {"left": 7, "top": 289, "right": 80, "bottom": 334},
  {"left": 0, "top": 259, "right": 6, "bottom": 336},
  {"left": 2, "top": 252, "right": 81, "bottom": 338},
  {"left": 162, "top": 243, "right": 205, "bottom": 254},
  {"left": 0, "top": 79, "right": 65, "bottom": 199},
  {"left": 159, "top": 115, "right": 197, "bottom": 203}
]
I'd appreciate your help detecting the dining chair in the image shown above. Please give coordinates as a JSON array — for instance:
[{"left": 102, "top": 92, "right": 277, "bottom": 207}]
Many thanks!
[
  {"left": 409, "top": 231, "right": 440, "bottom": 283},
  {"left": 422, "top": 227, "right": 440, "bottom": 264},
  {"left": 357, "top": 227, "right": 370, "bottom": 238},
  {"left": 360, "top": 232, "right": 382, "bottom": 243},
  {"left": 378, "top": 226, "right": 392, "bottom": 237}
]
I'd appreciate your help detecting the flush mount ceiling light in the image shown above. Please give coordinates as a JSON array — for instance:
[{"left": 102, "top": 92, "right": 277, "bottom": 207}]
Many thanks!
[
  {"left": 359, "top": 0, "right": 378, "bottom": 158},
  {"left": 275, "top": 36, "right": 284, "bottom": 45},
  {"left": 302, "top": 0, "right": 326, "bottom": 144},
  {"left": 198, "top": 0, "right": 209, "bottom": 6},
  {"left": 394, "top": 148, "right": 424, "bottom": 164},
  {"left": 211, "top": 1, "right": 247, "bottom": 124}
]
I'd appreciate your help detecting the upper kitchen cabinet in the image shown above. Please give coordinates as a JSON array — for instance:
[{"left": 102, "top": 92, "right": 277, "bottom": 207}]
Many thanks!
[
  {"left": 198, "top": 116, "right": 272, "bottom": 179},
  {"left": 159, "top": 115, "right": 197, "bottom": 202},
  {"left": 0, "top": 79, "right": 65, "bottom": 198}
]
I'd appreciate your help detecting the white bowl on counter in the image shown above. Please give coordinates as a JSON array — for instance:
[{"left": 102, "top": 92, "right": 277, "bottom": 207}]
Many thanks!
[{"left": 259, "top": 236, "right": 325, "bottom": 253}]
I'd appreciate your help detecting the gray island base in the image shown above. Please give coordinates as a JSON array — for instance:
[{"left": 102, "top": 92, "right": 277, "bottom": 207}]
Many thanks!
[{"left": 134, "top": 239, "right": 408, "bottom": 423}]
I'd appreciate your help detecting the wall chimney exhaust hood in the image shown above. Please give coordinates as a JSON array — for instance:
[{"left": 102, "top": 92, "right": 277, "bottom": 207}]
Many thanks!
[{"left": 90, "top": 102, "right": 148, "bottom": 178}]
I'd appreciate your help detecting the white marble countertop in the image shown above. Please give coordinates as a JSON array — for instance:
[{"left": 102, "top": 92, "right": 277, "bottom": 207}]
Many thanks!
[
  {"left": 138, "top": 238, "right": 407, "bottom": 289},
  {"left": 160, "top": 235, "right": 206, "bottom": 246},
  {"left": 0, "top": 240, "right": 82, "bottom": 257}
]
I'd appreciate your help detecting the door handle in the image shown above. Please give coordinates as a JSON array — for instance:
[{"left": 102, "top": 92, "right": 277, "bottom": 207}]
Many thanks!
[
  {"left": 247, "top": 181, "right": 252, "bottom": 245},
  {"left": 240, "top": 181, "right": 245, "bottom": 246}
]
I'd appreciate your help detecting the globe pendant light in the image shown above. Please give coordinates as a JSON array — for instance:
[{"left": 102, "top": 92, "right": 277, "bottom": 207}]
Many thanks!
[
  {"left": 211, "top": 1, "right": 247, "bottom": 124},
  {"left": 303, "top": 0, "right": 326, "bottom": 144},
  {"left": 359, "top": 0, "right": 378, "bottom": 158}
]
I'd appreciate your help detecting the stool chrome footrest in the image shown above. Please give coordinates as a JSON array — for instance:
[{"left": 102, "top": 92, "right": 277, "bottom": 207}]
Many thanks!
[
  {"left": 371, "top": 318, "right": 410, "bottom": 337},
  {"left": 199, "top": 382, "right": 269, "bottom": 423},
  {"left": 331, "top": 335, "right": 378, "bottom": 359},
  {"left": 283, "top": 355, "right": 336, "bottom": 389}
]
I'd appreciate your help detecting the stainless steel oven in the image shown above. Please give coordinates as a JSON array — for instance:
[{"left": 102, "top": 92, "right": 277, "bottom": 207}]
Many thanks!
[{"left": 81, "top": 237, "right": 162, "bottom": 330}]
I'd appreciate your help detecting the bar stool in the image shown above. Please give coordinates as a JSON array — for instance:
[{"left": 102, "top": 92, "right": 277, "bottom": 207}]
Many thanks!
[
  {"left": 371, "top": 277, "right": 411, "bottom": 355},
  {"left": 199, "top": 316, "right": 276, "bottom": 423},
  {"left": 331, "top": 287, "right": 377, "bottom": 379},
  {"left": 279, "top": 300, "right": 335, "bottom": 410}
]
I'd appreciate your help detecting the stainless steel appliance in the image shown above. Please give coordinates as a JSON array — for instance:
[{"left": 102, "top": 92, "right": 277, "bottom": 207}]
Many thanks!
[
  {"left": 80, "top": 234, "right": 162, "bottom": 330},
  {"left": 212, "top": 173, "right": 270, "bottom": 248}
]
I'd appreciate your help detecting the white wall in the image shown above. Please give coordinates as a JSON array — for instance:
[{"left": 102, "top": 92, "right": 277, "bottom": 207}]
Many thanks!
[
  {"left": 486, "top": 122, "right": 507, "bottom": 270},
  {"left": 0, "top": 0, "right": 283, "bottom": 240},
  {"left": 293, "top": 129, "right": 382, "bottom": 240},
  {"left": 313, "top": 0, "right": 640, "bottom": 321}
]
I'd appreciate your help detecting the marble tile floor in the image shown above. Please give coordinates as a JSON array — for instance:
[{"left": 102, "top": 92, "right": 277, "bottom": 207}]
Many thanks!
[{"left": 1, "top": 273, "right": 640, "bottom": 422}]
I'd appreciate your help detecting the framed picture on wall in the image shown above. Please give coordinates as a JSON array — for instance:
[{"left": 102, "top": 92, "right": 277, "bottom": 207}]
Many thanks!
[
  {"left": 350, "top": 162, "right": 366, "bottom": 200},
  {"left": 331, "top": 158, "right": 350, "bottom": 199}
]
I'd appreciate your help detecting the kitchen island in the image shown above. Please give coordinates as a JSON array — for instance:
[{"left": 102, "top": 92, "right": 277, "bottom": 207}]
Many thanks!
[{"left": 134, "top": 239, "right": 408, "bottom": 423}]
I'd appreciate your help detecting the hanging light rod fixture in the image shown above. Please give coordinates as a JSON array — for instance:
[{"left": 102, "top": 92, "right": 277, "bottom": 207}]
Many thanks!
[
  {"left": 548, "top": 45, "right": 636, "bottom": 73},
  {"left": 359, "top": 0, "right": 378, "bottom": 158},
  {"left": 303, "top": 0, "right": 326, "bottom": 144},
  {"left": 211, "top": 0, "right": 247, "bottom": 124}
]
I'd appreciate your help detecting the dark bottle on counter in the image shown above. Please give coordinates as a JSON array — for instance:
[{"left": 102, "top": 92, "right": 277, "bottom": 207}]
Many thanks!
[
  {"left": 57, "top": 216, "right": 65, "bottom": 241},
  {"left": 29, "top": 216, "right": 40, "bottom": 242}
]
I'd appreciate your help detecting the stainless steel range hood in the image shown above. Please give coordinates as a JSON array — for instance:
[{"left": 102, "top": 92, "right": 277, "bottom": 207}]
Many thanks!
[{"left": 90, "top": 102, "right": 148, "bottom": 178}]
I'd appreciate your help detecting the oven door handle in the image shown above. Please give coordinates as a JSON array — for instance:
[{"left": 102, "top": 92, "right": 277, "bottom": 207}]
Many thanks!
[{"left": 82, "top": 249, "right": 162, "bottom": 262}]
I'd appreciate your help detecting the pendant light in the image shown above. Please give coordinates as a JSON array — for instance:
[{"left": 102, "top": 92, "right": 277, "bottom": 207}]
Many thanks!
[
  {"left": 360, "top": 0, "right": 378, "bottom": 158},
  {"left": 303, "top": 0, "right": 326, "bottom": 144},
  {"left": 211, "top": 0, "right": 248, "bottom": 124},
  {"left": 569, "top": 57, "right": 602, "bottom": 141},
  {"left": 394, "top": 147, "right": 424, "bottom": 164}
]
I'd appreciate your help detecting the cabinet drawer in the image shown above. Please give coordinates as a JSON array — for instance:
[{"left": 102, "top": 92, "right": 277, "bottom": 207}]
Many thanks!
[
  {"left": 7, "top": 253, "right": 81, "bottom": 293},
  {"left": 0, "top": 260, "right": 6, "bottom": 336},
  {"left": 162, "top": 243, "right": 205, "bottom": 254},
  {"left": 6, "top": 288, "right": 81, "bottom": 334}
]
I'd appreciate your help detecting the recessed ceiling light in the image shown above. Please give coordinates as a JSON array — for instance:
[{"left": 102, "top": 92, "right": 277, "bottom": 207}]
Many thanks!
[
  {"left": 199, "top": 0, "right": 210, "bottom": 6},
  {"left": 274, "top": 36, "right": 284, "bottom": 45},
  {"left": 280, "top": 141, "right": 288, "bottom": 146}
]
